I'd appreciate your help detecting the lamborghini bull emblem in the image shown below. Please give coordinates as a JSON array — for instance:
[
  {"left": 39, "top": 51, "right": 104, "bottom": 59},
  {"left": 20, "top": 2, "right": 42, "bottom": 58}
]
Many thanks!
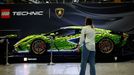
[{"left": 55, "top": 8, "right": 64, "bottom": 18}]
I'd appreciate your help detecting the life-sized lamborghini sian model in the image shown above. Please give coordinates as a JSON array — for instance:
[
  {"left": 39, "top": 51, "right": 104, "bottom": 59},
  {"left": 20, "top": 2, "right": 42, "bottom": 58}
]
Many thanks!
[{"left": 14, "top": 26, "right": 128, "bottom": 56}]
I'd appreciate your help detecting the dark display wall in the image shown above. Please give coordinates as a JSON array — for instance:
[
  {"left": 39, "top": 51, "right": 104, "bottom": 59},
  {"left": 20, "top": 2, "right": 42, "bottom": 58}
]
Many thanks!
[{"left": 0, "top": 3, "right": 134, "bottom": 38}]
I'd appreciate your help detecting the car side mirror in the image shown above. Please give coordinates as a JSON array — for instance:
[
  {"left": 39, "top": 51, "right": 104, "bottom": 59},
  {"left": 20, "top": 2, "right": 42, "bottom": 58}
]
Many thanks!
[
  {"left": 50, "top": 33, "right": 56, "bottom": 36},
  {"left": 49, "top": 33, "right": 55, "bottom": 39}
]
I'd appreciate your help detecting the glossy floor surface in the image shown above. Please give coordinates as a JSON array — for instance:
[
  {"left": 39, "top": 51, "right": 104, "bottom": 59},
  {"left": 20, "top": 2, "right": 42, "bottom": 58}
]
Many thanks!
[{"left": 0, "top": 61, "right": 134, "bottom": 75}]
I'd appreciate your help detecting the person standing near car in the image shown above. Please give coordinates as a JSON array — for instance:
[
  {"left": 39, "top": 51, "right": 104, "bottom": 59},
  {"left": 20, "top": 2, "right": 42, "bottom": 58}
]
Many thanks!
[{"left": 77, "top": 18, "right": 96, "bottom": 75}]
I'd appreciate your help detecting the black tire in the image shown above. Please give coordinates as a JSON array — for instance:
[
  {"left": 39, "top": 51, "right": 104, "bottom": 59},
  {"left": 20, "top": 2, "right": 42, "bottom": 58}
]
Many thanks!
[
  {"left": 126, "top": 35, "right": 134, "bottom": 51},
  {"left": 30, "top": 39, "right": 47, "bottom": 55},
  {"left": 96, "top": 38, "right": 117, "bottom": 61},
  {"left": 97, "top": 38, "right": 115, "bottom": 56}
]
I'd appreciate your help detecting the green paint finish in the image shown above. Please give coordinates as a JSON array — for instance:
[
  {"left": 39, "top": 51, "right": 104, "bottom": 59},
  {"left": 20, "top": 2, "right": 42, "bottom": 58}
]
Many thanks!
[{"left": 14, "top": 26, "right": 127, "bottom": 52}]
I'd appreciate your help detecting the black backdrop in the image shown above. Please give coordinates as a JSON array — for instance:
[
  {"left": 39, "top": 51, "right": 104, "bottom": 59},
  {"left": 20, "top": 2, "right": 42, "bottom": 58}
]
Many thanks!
[{"left": 0, "top": 3, "right": 134, "bottom": 38}]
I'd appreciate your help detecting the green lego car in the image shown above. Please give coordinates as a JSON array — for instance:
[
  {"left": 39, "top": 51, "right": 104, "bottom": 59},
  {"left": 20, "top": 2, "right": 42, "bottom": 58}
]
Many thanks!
[{"left": 14, "top": 26, "right": 128, "bottom": 56}]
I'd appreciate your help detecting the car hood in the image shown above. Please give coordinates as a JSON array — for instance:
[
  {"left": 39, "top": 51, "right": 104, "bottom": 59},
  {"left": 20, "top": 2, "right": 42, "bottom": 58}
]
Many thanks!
[{"left": 14, "top": 35, "right": 47, "bottom": 47}]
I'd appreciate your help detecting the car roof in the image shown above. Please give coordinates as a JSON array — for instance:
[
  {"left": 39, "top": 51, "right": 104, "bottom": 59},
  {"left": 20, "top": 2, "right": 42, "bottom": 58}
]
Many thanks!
[{"left": 60, "top": 26, "right": 83, "bottom": 29}]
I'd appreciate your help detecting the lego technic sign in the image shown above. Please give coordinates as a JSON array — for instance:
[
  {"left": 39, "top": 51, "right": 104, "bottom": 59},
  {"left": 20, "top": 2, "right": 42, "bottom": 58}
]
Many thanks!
[
  {"left": 0, "top": 4, "right": 50, "bottom": 19},
  {"left": 12, "top": 11, "right": 44, "bottom": 16},
  {"left": 0, "top": 9, "right": 46, "bottom": 19}
]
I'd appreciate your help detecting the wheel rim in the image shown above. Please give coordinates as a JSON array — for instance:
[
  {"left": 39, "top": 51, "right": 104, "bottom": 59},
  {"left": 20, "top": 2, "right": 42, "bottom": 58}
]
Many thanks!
[
  {"left": 98, "top": 38, "right": 114, "bottom": 54},
  {"left": 31, "top": 40, "right": 46, "bottom": 54}
]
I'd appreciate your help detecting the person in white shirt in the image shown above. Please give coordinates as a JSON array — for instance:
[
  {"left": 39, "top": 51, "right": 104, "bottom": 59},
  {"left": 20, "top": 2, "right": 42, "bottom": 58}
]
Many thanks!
[{"left": 77, "top": 18, "right": 96, "bottom": 75}]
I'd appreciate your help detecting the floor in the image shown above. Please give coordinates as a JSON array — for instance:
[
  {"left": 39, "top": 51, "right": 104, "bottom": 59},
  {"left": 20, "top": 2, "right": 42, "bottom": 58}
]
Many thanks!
[{"left": 0, "top": 61, "right": 134, "bottom": 75}]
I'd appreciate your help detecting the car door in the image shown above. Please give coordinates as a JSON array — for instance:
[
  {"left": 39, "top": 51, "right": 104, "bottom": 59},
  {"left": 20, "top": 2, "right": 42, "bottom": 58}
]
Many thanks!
[{"left": 52, "top": 29, "right": 80, "bottom": 51}]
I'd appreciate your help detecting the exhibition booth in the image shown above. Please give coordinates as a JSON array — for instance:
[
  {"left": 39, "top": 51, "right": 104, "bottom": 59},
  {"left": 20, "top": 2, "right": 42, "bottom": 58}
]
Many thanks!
[{"left": 0, "top": 3, "right": 134, "bottom": 64}]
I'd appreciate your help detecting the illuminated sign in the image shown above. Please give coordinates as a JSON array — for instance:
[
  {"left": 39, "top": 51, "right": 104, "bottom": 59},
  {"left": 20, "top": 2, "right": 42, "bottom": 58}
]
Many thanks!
[
  {"left": 0, "top": 9, "right": 46, "bottom": 19},
  {"left": 12, "top": 11, "right": 44, "bottom": 16}
]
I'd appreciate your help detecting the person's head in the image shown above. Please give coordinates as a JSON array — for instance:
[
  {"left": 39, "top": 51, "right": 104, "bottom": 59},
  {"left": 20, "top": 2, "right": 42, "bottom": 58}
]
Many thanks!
[{"left": 85, "top": 18, "right": 93, "bottom": 28}]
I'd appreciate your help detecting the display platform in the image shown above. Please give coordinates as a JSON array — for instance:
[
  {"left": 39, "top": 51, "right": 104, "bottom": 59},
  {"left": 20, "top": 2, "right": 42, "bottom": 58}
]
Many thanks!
[
  {"left": 8, "top": 51, "right": 81, "bottom": 63},
  {"left": 8, "top": 49, "right": 134, "bottom": 64}
]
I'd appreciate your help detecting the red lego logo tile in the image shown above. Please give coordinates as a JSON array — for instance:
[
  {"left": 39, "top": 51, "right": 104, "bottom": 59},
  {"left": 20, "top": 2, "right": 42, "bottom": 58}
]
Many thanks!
[{"left": 1, "top": 9, "right": 11, "bottom": 19}]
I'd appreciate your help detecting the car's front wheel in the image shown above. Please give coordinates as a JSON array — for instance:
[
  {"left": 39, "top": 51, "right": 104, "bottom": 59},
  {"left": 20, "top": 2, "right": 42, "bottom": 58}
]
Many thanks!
[{"left": 30, "top": 39, "right": 47, "bottom": 55}]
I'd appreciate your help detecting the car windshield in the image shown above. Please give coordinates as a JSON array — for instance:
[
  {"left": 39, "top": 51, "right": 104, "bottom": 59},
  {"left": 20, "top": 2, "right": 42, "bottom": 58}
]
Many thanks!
[
  {"left": 45, "top": 28, "right": 81, "bottom": 36},
  {"left": 54, "top": 29, "right": 81, "bottom": 36}
]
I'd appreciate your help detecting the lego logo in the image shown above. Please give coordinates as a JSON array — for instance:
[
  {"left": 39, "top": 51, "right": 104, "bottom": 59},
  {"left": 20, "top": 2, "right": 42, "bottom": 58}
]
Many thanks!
[
  {"left": 1, "top": 12, "right": 10, "bottom": 15},
  {"left": 1, "top": 9, "right": 11, "bottom": 19}
]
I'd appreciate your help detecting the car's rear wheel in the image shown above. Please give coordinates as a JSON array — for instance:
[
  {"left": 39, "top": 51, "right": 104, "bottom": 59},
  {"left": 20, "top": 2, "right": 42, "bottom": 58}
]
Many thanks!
[
  {"left": 96, "top": 38, "right": 115, "bottom": 60},
  {"left": 126, "top": 35, "right": 134, "bottom": 51},
  {"left": 31, "top": 39, "right": 47, "bottom": 55},
  {"left": 98, "top": 38, "right": 114, "bottom": 54}
]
